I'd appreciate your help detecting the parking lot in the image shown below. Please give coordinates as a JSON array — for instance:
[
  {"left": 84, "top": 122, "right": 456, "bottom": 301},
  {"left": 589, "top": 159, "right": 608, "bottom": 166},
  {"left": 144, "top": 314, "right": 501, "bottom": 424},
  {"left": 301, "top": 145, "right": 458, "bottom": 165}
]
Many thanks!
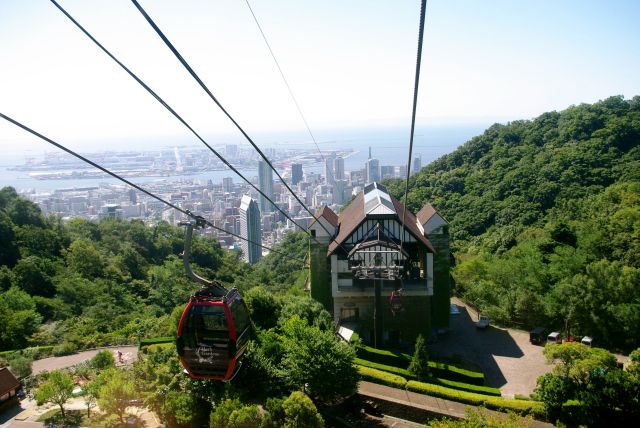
[{"left": 429, "top": 298, "right": 552, "bottom": 398}]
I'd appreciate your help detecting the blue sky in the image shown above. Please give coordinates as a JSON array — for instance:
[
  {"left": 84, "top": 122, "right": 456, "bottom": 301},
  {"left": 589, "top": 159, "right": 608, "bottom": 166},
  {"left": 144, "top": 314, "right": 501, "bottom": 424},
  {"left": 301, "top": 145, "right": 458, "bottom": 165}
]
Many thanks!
[{"left": 0, "top": 0, "right": 639, "bottom": 153}]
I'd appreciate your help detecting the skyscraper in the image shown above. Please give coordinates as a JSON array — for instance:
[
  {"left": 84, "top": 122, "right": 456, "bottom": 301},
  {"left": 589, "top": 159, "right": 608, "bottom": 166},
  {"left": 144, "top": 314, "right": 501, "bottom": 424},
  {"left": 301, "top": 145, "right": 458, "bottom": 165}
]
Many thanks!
[
  {"left": 222, "top": 177, "right": 233, "bottom": 193},
  {"left": 365, "top": 147, "right": 380, "bottom": 184},
  {"left": 413, "top": 155, "right": 422, "bottom": 174},
  {"left": 258, "top": 160, "right": 274, "bottom": 213},
  {"left": 334, "top": 156, "right": 344, "bottom": 181},
  {"left": 291, "top": 163, "right": 303, "bottom": 186},
  {"left": 240, "top": 195, "right": 261, "bottom": 264},
  {"left": 325, "top": 152, "right": 336, "bottom": 185}
]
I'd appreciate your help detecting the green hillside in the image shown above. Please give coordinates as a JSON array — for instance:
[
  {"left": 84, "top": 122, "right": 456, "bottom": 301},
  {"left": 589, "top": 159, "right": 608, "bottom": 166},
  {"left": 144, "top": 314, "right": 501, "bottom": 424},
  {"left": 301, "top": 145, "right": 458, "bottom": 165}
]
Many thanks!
[{"left": 386, "top": 96, "right": 640, "bottom": 350}]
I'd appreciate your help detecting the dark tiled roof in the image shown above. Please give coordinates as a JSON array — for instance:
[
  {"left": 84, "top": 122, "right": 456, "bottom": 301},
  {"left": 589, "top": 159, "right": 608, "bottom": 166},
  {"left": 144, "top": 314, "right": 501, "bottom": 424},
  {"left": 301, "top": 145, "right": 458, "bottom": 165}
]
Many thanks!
[
  {"left": 328, "top": 190, "right": 435, "bottom": 254},
  {"left": 416, "top": 202, "right": 448, "bottom": 226},
  {"left": 309, "top": 205, "right": 339, "bottom": 228},
  {"left": 0, "top": 367, "right": 20, "bottom": 396}
]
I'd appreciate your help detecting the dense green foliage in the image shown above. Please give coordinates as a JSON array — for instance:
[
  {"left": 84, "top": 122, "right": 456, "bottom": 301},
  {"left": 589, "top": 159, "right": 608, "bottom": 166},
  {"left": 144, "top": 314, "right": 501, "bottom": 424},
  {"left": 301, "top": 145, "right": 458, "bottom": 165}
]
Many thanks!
[
  {"left": 0, "top": 187, "right": 311, "bottom": 351},
  {"left": 386, "top": 96, "right": 640, "bottom": 350},
  {"left": 534, "top": 343, "right": 640, "bottom": 426}
]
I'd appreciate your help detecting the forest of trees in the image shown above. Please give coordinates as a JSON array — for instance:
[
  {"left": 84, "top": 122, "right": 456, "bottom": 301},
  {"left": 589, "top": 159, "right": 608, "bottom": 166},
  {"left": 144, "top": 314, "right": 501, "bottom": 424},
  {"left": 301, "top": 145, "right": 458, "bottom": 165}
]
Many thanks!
[
  {"left": 386, "top": 95, "right": 640, "bottom": 351},
  {"left": 0, "top": 185, "right": 360, "bottom": 425},
  {"left": 0, "top": 185, "right": 315, "bottom": 352}
]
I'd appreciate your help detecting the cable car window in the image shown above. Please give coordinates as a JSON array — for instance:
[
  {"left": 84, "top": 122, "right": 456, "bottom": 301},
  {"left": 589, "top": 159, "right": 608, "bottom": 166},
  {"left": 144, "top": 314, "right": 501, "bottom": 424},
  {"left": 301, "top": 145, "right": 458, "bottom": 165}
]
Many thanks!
[
  {"left": 187, "top": 304, "right": 228, "bottom": 342},
  {"left": 229, "top": 299, "right": 250, "bottom": 335}
]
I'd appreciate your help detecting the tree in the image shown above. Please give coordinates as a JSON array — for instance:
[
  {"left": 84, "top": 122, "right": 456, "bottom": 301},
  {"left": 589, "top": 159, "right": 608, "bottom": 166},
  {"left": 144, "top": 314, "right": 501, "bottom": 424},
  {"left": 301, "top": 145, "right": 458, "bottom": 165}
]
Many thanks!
[
  {"left": 83, "top": 379, "right": 101, "bottom": 418},
  {"left": 210, "top": 398, "right": 243, "bottom": 428},
  {"left": 227, "top": 405, "right": 262, "bottom": 428},
  {"left": 90, "top": 350, "right": 115, "bottom": 370},
  {"left": 65, "top": 240, "right": 105, "bottom": 278},
  {"left": 35, "top": 370, "right": 74, "bottom": 419},
  {"left": 244, "top": 286, "right": 281, "bottom": 330},
  {"left": 8, "top": 354, "right": 33, "bottom": 379},
  {"left": 280, "top": 316, "right": 358, "bottom": 404},
  {"left": 98, "top": 369, "right": 136, "bottom": 424},
  {"left": 282, "top": 391, "right": 324, "bottom": 428},
  {"left": 408, "top": 334, "right": 430, "bottom": 380},
  {"left": 0, "top": 287, "right": 43, "bottom": 349},
  {"left": 161, "top": 391, "right": 203, "bottom": 427}
]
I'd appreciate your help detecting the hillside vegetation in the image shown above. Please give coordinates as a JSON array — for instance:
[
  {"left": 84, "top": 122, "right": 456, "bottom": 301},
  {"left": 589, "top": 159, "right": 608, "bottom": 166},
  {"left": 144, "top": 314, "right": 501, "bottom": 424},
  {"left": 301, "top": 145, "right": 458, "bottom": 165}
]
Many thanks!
[
  {"left": 386, "top": 96, "right": 640, "bottom": 350},
  {"left": 0, "top": 186, "right": 308, "bottom": 351}
]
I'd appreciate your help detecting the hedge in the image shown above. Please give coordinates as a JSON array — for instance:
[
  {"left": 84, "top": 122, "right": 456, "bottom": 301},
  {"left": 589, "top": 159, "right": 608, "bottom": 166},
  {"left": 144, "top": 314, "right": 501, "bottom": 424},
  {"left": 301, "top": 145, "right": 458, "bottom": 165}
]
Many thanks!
[
  {"left": 354, "top": 358, "right": 500, "bottom": 397},
  {"left": 0, "top": 346, "right": 55, "bottom": 361},
  {"left": 357, "top": 365, "right": 407, "bottom": 388},
  {"left": 406, "top": 381, "right": 546, "bottom": 418},
  {"left": 357, "top": 346, "right": 485, "bottom": 386},
  {"left": 138, "top": 336, "right": 175, "bottom": 349}
]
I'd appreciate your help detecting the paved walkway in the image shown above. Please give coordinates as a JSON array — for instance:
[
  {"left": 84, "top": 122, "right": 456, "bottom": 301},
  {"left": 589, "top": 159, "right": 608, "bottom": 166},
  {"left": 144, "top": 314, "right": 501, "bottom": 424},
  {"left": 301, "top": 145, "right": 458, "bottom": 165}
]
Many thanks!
[
  {"left": 32, "top": 346, "right": 138, "bottom": 374},
  {"left": 2, "top": 347, "right": 139, "bottom": 428},
  {"left": 430, "top": 298, "right": 552, "bottom": 398},
  {"left": 358, "top": 381, "right": 553, "bottom": 428}
]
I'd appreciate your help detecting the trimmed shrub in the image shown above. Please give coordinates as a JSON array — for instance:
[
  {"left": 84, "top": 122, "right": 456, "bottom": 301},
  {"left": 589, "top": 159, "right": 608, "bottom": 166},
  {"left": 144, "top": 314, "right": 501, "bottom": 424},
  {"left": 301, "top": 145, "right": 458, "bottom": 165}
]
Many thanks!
[
  {"left": 355, "top": 358, "right": 500, "bottom": 396},
  {"left": 0, "top": 346, "right": 55, "bottom": 361},
  {"left": 406, "top": 381, "right": 546, "bottom": 418},
  {"left": 138, "top": 336, "right": 174, "bottom": 349},
  {"left": 357, "top": 366, "right": 407, "bottom": 388},
  {"left": 357, "top": 346, "right": 485, "bottom": 385},
  {"left": 52, "top": 342, "right": 78, "bottom": 357}
]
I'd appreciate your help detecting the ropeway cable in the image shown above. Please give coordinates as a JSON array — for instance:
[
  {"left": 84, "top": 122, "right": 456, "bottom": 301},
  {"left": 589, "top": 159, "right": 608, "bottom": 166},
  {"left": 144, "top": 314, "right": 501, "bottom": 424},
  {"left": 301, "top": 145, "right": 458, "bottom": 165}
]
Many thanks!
[
  {"left": 129, "top": 0, "right": 340, "bottom": 244},
  {"left": 48, "top": 0, "right": 314, "bottom": 239},
  {"left": 0, "top": 111, "right": 307, "bottom": 265},
  {"left": 243, "top": 0, "right": 335, "bottom": 186},
  {"left": 399, "top": 0, "right": 427, "bottom": 257}
]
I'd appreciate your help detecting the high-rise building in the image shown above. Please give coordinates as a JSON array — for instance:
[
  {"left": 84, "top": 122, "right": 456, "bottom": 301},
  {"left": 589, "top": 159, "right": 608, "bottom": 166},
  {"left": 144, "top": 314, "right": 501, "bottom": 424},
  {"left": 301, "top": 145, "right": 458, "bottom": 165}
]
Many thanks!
[
  {"left": 258, "top": 160, "right": 274, "bottom": 213},
  {"left": 365, "top": 147, "right": 380, "bottom": 184},
  {"left": 334, "top": 157, "right": 344, "bottom": 180},
  {"left": 325, "top": 152, "right": 336, "bottom": 185},
  {"left": 239, "top": 195, "right": 261, "bottom": 264},
  {"left": 222, "top": 177, "right": 233, "bottom": 193},
  {"left": 291, "top": 163, "right": 303, "bottom": 186},
  {"left": 333, "top": 179, "right": 347, "bottom": 205},
  {"left": 413, "top": 155, "right": 422, "bottom": 174},
  {"left": 380, "top": 165, "right": 395, "bottom": 179},
  {"left": 365, "top": 158, "right": 380, "bottom": 184}
]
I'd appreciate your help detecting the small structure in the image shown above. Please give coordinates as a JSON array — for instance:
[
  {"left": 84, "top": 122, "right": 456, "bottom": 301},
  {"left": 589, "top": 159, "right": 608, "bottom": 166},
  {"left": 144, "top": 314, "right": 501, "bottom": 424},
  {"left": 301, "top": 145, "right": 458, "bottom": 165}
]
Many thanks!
[{"left": 0, "top": 367, "right": 21, "bottom": 407}]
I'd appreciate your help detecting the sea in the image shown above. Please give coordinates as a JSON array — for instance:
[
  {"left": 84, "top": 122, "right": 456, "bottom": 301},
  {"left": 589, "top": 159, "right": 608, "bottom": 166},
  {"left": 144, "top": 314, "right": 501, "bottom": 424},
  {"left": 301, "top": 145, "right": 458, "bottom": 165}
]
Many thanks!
[{"left": 0, "top": 124, "right": 488, "bottom": 192}]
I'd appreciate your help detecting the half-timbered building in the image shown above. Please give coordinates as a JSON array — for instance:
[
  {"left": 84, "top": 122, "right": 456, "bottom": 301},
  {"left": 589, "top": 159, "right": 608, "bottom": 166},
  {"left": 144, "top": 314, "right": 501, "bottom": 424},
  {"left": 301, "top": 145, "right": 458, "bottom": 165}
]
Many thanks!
[{"left": 309, "top": 182, "right": 450, "bottom": 346}]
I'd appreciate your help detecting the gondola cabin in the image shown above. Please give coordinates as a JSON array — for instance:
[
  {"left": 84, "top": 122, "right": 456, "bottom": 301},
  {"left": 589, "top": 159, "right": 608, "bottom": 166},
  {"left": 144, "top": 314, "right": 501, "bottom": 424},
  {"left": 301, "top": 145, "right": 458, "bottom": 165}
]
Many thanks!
[{"left": 176, "top": 288, "right": 251, "bottom": 380}]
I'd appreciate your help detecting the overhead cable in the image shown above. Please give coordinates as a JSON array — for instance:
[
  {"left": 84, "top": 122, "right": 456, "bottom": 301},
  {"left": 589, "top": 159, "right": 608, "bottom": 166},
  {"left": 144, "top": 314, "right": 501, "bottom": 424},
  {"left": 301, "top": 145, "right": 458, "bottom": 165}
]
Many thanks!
[
  {"left": 0, "top": 112, "right": 306, "bottom": 265},
  {"left": 243, "top": 0, "right": 334, "bottom": 184},
  {"left": 400, "top": 0, "right": 427, "bottom": 256},
  {"left": 48, "top": 0, "right": 312, "bottom": 237},
  {"left": 129, "top": 0, "right": 338, "bottom": 242}
]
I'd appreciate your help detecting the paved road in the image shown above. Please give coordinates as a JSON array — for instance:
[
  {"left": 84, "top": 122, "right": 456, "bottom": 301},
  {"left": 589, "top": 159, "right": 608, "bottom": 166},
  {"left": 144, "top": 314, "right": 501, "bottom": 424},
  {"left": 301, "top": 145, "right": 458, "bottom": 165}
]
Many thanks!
[
  {"left": 429, "top": 298, "right": 552, "bottom": 398},
  {"left": 1, "top": 347, "right": 139, "bottom": 428},
  {"left": 32, "top": 346, "right": 138, "bottom": 374},
  {"left": 359, "top": 381, "right": 552, "bottom": 427}
]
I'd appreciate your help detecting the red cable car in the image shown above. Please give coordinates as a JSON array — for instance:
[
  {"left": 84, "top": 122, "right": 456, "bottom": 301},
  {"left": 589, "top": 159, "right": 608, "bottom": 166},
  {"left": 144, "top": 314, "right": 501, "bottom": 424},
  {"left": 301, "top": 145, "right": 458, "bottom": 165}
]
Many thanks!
[
  {"left": 176, "top": 287, "right": 251, "bottom": 380},
  {"left": 175, "top": 220, "right": 252, "bottom": 381},
  {"left": 389, "top": 289, "right": 403, "bottom": 315}
]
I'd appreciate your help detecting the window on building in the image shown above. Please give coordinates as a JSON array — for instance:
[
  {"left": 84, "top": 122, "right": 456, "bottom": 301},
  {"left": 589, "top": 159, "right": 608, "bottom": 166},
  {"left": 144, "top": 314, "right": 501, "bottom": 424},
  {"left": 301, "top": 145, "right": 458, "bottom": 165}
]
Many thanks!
[
  {"left": 340, "top": 307, "right": 359, "bottom": 323},
  {"left": 310, "top": 229, "right": 316, "bottom": 238}
]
